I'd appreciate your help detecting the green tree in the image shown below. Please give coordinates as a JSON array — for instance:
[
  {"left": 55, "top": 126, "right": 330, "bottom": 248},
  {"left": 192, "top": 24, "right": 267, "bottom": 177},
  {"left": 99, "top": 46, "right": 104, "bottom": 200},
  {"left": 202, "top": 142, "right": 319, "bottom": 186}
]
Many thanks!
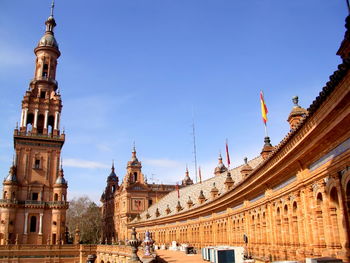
[{"left": 67, "top": 196, "right": 102, "bottom": 244}]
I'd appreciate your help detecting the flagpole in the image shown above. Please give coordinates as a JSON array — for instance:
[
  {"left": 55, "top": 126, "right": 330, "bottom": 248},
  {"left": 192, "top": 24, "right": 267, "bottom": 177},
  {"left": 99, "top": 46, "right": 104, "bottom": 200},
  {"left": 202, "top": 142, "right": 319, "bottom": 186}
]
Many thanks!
[{"left": 264, "top": 123, "right": 269, "bottom": 137}]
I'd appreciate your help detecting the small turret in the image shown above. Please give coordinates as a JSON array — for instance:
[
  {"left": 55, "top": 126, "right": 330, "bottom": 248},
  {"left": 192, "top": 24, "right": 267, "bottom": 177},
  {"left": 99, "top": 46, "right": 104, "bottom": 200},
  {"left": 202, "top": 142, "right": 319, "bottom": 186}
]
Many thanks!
[
  {"left": 287, "top": 96, "right": 308, "bottom": 130},
  {"left": 198, "top": 190, "right": 206, "bottom": 204},
  {"left": 210, "top": 183, "right": 219, "bottom": 199},
  {"left": 214, "top": 153, "right": 227, "bottom": 176},
  {"left": 187, "top": 196, "right": 194, "bottom": 208},
  {"left": 107, "top": 162, "right": 118, "bottom": 184},
  {"left": 165, "top": 205, "right": 171, "bottom": 214},
  {"left": 4, "top": 165, "right": 17, "bottom": 185},
  {"left": 224, "top": 171, "right": 234, "bottom": 191},
  {"left": 182, "top": 166, "right": 193, "bottom": 186},
  {"left": 3, "top": 164, "right": 18, "bottom": 200},
  {"left": 155, "top": 208, "right": 160, "bottom": 217},
  {"left": 240, "top": 157, "right": 253, "bottom": 178},
  {"left": 125, "top": 145, "right": 145, "bottom": 185},
  {"left": 261, "top": 137, "right": 274, "bottom": 160},
  {"left": 176, "top": 201, "right": 183, "bottom": 212},
  {"left": 53, "top": 163, "right": 68, "bottom": 202}
]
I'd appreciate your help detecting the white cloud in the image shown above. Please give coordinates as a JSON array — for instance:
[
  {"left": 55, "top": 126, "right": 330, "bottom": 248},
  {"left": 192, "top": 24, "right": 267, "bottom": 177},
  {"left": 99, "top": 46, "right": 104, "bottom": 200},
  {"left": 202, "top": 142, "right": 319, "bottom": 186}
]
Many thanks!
[{"left": 64, "top": 158, "right": 109, "bottom": 169}]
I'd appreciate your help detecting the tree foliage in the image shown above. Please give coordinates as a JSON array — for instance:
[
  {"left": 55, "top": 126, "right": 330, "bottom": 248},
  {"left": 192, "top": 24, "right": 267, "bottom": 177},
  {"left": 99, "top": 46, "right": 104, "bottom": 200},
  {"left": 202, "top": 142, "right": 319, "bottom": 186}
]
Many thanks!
[{"left": 67, "top": 196, "right": 102, "bottom": 244}]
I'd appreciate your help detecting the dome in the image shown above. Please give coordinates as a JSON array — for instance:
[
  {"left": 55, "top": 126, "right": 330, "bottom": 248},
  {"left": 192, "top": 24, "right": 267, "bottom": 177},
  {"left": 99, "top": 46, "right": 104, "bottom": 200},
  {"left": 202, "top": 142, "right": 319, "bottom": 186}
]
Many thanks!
[
  {"left": 4, "top": 166, "right": 17, "bottom": 183},
  {"left": 107, "top": 169, "right": 118, "bottom": 182},
  {"left": 182, "top": 168, "right": 193, "bottom": 186},
  {"left": 55, "top": 175, "right": 67, "bottom": 185},
  {"left": 214, "top": 154, "right": 228, "bottom": 175},
  {"left": 55, "top": 168, "right": 67, "bottom": 185},
  {"left": 288, "top": 96, "right": 308, "bottom": 120},
  {"left": 38, "top": 33, "right": 59, "bottom": 49}
]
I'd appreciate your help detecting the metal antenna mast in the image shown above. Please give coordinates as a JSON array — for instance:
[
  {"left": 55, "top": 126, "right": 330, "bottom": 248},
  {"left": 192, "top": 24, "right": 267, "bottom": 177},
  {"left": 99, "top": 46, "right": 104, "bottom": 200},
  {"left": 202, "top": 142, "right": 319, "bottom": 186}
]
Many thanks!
[{"left": 192, "top": 115, "right": 198, "bottom": 184}]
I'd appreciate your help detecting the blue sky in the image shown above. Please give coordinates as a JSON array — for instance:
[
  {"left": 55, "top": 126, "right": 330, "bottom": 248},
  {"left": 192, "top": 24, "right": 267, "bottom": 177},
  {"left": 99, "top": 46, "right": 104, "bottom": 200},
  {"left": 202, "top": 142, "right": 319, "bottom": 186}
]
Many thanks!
[{"left": 0, "top": 0, "right": 346, "bottom": 202}]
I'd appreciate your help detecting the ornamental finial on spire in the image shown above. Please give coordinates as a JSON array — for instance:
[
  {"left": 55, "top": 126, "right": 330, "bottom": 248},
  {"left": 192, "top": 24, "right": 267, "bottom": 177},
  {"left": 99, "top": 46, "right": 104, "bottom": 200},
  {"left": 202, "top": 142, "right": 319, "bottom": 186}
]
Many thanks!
[{"left": 50, "top": 0, "right": 55, "bottom": 17}]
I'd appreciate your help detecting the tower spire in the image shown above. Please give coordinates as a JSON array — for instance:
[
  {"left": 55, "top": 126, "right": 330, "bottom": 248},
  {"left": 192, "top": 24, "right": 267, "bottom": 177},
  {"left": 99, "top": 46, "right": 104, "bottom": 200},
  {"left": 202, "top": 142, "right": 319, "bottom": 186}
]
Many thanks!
[{"left": 50, "top": 0, "right": 55, "bottom": 17}]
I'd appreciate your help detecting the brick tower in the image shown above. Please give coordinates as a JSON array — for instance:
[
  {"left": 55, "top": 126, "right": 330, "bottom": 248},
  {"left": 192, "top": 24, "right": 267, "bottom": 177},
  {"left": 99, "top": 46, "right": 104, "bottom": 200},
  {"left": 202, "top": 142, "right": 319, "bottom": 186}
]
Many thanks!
[{"left": 0, "top": 1, "right": 68, "bottom": 245}]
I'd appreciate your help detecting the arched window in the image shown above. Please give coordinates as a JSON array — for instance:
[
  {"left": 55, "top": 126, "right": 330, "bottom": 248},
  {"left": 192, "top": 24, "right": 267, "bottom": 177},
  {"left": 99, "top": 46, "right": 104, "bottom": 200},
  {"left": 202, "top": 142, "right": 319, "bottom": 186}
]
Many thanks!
[
  {"left": 48, "top": 115, "right": 55, "bottom": 135},
  {"left": 42, "top": 64, "right": 48, "bottom": 77},
  {"left": 330, "top": 187, "right": 341, "bottom": 246},
  {"left": 26, "top": 113, "right": 34, "bottom": 133},
  {"left": 54, "top": 193, "right": 58, "bottom": 201},
  {"left": 30, "top": 216, "right": 37, "bottom": 232},
  {"left": 316, "top": 193, "right": 326, "bottom": 246},
  {"left": 37, "top": 114, "right": 45, "bottom": 134},
  {"left": 3, "top": 191, "right": 7, "bottom": 199},
  {"left": 133, "top": 172, "right": 138, "bottom": 182}
]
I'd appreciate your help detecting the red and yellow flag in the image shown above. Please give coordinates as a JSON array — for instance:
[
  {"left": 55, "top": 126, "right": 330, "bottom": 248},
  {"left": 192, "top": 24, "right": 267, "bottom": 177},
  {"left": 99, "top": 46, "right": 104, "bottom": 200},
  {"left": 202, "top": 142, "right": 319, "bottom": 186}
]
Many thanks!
[
  {"left": 260, "top": 91, "right": 268, "bottom": 124},
  {"left": 198, "top": 166, "right": 202, "bottom": 183}
]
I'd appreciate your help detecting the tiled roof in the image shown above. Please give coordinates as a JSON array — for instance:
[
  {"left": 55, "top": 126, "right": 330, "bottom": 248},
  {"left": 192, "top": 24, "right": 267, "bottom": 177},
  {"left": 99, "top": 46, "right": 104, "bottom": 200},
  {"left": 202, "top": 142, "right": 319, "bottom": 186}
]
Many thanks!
[{"left": 133, "top": 156, "right": 262, "bottom": 222}]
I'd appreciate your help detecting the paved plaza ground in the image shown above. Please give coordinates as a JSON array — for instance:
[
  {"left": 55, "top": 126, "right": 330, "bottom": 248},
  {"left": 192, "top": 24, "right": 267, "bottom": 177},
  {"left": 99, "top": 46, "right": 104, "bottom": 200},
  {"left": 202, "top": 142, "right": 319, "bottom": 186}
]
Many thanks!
[{"left": 156, "top": 250, "right": 206, "bottom": 263}]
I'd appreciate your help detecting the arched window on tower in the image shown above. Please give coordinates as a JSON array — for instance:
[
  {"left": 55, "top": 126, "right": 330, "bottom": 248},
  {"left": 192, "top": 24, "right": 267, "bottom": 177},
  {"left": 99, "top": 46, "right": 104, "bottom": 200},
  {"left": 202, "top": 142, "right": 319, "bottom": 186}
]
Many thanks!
[
  {"left": 133, "top": 172, "right": 138, "bottom": 182},
  {"left": 54, "top": 193, "right": 58, "bottom": 201},
  {"left": 42, "top": 64, "right": 48, "bottom": 78},
  {"left": 48, "top": 115, "right": 54, "bottom": 135},
  {"left": 26, "top": 113, "right": 34, "bottom": 133},
  {"left": 37, "top": 114, "right": 45, "bottom": 134},
  {"left": 30, "top": 216, "right": 37, "bottom": 232}
]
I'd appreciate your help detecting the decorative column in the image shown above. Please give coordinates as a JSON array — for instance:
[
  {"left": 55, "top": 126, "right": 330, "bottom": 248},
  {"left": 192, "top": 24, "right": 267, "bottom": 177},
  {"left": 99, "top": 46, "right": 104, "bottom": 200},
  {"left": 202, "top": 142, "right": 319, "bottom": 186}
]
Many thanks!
[
  {"left": 44, "top": 110, "right": 49, "bottom": 134},
  {"left": 54, "top": 111, "right": 59, "bottom": 130},
  {"left": 23, "top": 108, "right": 28, "bottom": 130},
  {"left": 24, "top": 212, "right": 28, "bottom": 234},
  {"left": 20, "top": 109, "right": 24, "bottom": 127},
  {"left": 39, "top": 213, "right": 43, "bottom": 235},
  {"left": 34, "top": 109, "right": 39, "bottom": 128}
]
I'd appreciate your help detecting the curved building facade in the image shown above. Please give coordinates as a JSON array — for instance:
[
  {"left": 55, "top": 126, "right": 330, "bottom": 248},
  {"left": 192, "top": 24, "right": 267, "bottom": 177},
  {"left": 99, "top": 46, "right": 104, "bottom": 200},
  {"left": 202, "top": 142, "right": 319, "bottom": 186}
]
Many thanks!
[{"left": 128, "top": 18, "right": 350, "bottom": 262}]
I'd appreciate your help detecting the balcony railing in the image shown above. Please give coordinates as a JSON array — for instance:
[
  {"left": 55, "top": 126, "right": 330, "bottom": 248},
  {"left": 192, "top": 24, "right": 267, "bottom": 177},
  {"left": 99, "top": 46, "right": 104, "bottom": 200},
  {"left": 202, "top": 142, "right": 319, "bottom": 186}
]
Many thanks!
[
  {"left": 22, "top": 200, "right": 45, "bottom": 205},
  {"left": 0, "top": 199, "right": 18, "bottom": 204},
  {"left": 0, "top": 199, "right": 68, "bottom": 207},
  {"left": 14, "top": 129, "right": 65, "bottom": 140},
  {"left": 31, "top": 76, "right": 58, "bottom": 86}
]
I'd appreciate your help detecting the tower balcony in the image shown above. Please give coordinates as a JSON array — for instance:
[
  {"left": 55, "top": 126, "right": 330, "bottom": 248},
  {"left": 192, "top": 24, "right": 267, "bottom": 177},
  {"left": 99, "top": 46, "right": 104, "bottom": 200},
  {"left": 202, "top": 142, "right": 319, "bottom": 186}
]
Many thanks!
[
  {"left": 0, "top": 200, "right": 69, "bottom": 209},
  {"left": 0, "top": 199, "right": 18, "bottom": 208},
  {"left": 14, "top": 128, "right": 65, "bottom": 141},
  {"left": 30, "top": 76, "right": 58, "bottom": 87},
  {"left": 13, "top": 128, "right": 65, "bottom": 148}
]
